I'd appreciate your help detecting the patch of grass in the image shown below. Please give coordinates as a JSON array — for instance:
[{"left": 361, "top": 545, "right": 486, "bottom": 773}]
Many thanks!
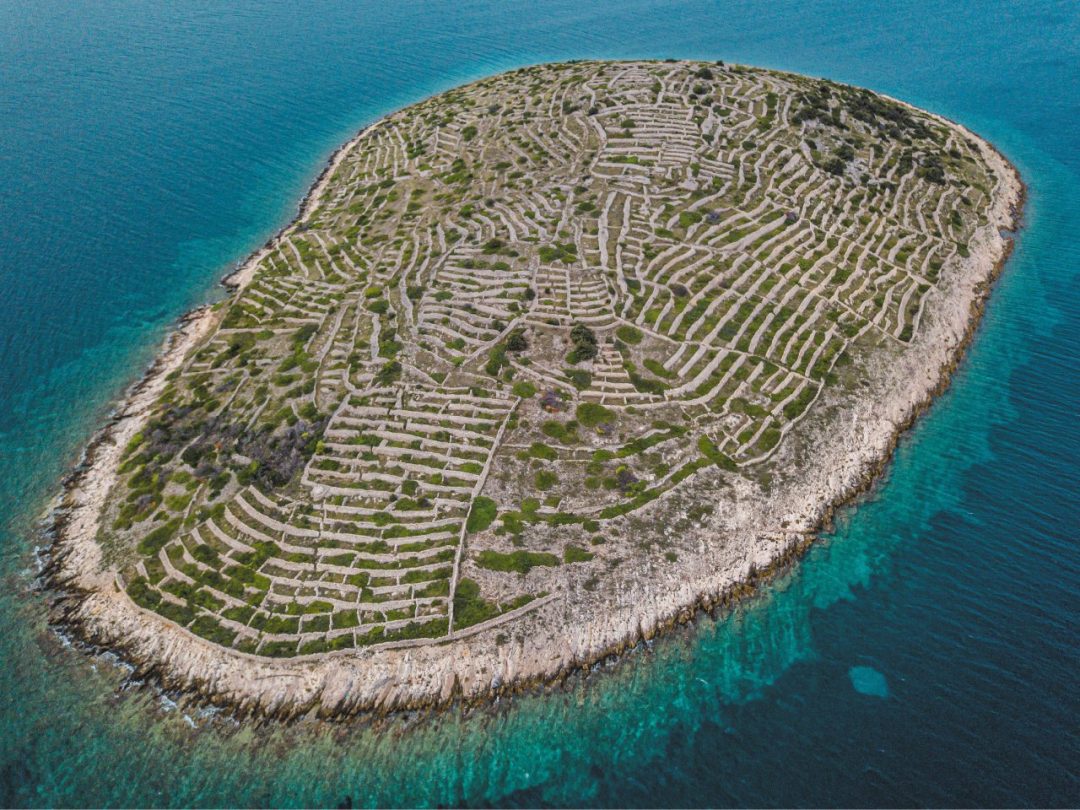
[
  {"left": 383, "top": 618, "right": 448, "bottom": 643},
  {"left": 564, "top": 544, "right": 595, "bottom": 563},
  {"left": 642, "top": 358, "right": 675, "bottom": 379},
  {"left": 623, "top": 361, "right": 668, "bottom": 395},
  {"left": 782, "top": 385, "right": 817, "bottom": 420},
  {"left": 698, "top": 435, "right": 738, "bottom": 471},
  {"left": 541, "top": 419, "right": 578, "bottom": 444},
  {"left": 538, "top": 242, "right": 578, "bottom": 264},
  {"left": 528, "top": 442, "right": 558, "bottom": 461},
  {"left": 332, "top": 610, "right": 360, "bottom": 629},
  {"left": 466, "top": 496, "right": 498, "bottom": 533},
  {"left": 564, "top": 368, "right": 592, "bottom": 390},
  {"left": 512, "top": 380, "right": 537, "bottom": 398},
  {"left": 679, "top": 210, "right": 702, "bottom": 229},
  {"left": 615, "top": 325, "right": 643, "bottom": 344},
  {"left": 476, "top": 550, "right": 560, "bottom": 574},
  {"left": 576, "top": 402, "right": 616, "bottom": 428},
  {"left": 375, "top": 360, "right": 402, "bottom": 386},
  {"left": 485, "top": 342, "right": 508, "bottom": 377},
  {"left": 137, "top": 519, "right": 180, "bottom": 556},
  {"left": 614, "top": 423, "right": 686, "bottom": 458},
  {"left": 452, "top": 577, "right": 499, "bottom": 628},
  {"left": 535, "top": 469, "right": 558, "bottom": 490},
  {"left": 566, "top": 323, "right": 598, "bottom": 364}
]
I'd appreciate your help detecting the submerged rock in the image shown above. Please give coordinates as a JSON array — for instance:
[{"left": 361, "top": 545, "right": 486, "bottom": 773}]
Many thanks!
[{"left": 848, "top": 665, "right": 889, "bottom": 698}]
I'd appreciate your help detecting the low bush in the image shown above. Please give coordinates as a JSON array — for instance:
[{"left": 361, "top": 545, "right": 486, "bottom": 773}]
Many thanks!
[
  {"left": 512, "top": 380, "right": 537, "bottom": 398},
  {"left": 475, "top": 550, "right": 560, "bottom": 575},
  {"left": 566, "top": 323, "right": 598, "bottom": 364},
  {"left": 576, "top": 402, "right": 616, "bottom": 428},
  {"left": 564, "top": 544, "right": 595, "bottom": 563},
  {"left": 452, "top": 577, "right": 499, "bottom": 628},
  {"left": 535, "top": 469, "right": 558, "bottom": 490},
  {"left": 466, "top": 496, "right": 498, "bottom": 533}
]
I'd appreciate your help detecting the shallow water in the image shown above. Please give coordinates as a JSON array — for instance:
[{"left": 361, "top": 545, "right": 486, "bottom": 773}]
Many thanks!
[
  {"left": 849, "top": 666, "right": 889, "bottom": 698},
  {"left": 0, "top": 0, "right": 1077, "bottom": 806}
]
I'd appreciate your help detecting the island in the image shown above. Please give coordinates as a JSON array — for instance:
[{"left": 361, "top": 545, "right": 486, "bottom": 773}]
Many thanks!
[{"left": 47, "top": 60, "right": 1022, "bottom": 718}]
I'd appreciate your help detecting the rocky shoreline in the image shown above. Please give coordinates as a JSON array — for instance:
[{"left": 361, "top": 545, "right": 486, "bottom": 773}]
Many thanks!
[{"left": 41, "top": 74, "right": 1025, "bottom": 722}]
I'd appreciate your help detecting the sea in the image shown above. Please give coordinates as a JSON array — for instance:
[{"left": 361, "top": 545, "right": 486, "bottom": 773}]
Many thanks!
[{"left": 0, "top": 0, "right": 1076, "bottom": 806}]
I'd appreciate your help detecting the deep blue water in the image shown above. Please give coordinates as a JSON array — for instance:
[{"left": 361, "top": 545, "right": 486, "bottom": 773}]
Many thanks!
[{"left": 1, "top": 1, "right": 1077, "bottom": 806}]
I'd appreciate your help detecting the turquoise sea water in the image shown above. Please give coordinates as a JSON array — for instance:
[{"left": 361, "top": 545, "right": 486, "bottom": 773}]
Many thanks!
[{"left": 1, "top": 0, "right": 1077, "bottom": 805}]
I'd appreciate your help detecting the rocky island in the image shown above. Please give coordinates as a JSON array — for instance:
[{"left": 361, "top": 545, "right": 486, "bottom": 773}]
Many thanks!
[{"left": 47, "top": 60, "right": 1022, "bottom": 718}]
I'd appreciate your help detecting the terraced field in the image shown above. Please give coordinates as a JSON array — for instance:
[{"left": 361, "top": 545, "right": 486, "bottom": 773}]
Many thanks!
[{"left": 100, "top": 60, "right": 1001, "bottom": 662}]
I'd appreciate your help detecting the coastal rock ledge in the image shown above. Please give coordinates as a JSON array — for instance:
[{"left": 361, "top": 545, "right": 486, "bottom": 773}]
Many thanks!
[{"left": 45, "top": 60, "right": 1023, "bottom": 719}]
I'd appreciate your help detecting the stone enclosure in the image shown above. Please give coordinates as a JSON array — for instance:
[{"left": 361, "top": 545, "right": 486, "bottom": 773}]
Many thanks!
[{"left": 104, "top": 60, "right": 998, "bottom": 660}]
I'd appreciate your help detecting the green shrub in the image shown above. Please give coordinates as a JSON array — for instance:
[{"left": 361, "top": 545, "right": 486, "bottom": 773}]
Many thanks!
[
  {"left": 626, "top": 366, "right": 667, "bottom": 395},
  {"left": 262, "top": 615, "right": 299, "bottom": 634},
  {"left": 375, "top": 360, "right": 402, "bottom": 386},
  {"left": 137, "top": 519, "right": 180, "bottom": 556},
  {"left": 564, "top": 368, "right": 592, "bottom": 390},
  {"left": 576, "top": 402, "right": 616, "bottom": 428},
  {"left": 291, "top": 323, "right": 318, "bottom": 348},
  {"left": 679, "top": 210, "right": 702, "bottom": 229},
  {"left": 417, "top": 579, "right": 450, "bottom": 597},
  {"left": 189, "top": 615, "right": 237, "bottom": 646},
  {"left": 541, "top": 419, "right": 578, "bottom": 444},
  {"left": 402, "top": 566, "right": 451, "bottom": 583},
  {"left": 697, "top": 435, "right": 738, "bottom": 471},
  {"left": 506, "top": 328, "right": 528, "bottom": 352},
  {"left": 528, "top": 442, "right": 558, "bottom": 461},
  {"left": 452, "top": 577, "right": 499, "bottom": 628},
  {"left": 538, "top": 242, "right": 578, "bottom": 264},
  {"left": 535, "top": 469, "right": 558, "bottom": 490},
  {"left": 500, "top": 512, "right": 525, "bottom": 534},
  {"left": 157, "top": 601, "right": 194, "bottom": 627},
  {"left": 466, "top": 496, "right": 498, "bottom": 533},
  {"left": 642, "top": 358, "right": 675, "bottom": 379},
  {"left": 259, "top": 640, "right": 298, "bottom": 657},
  {"left": 302, "top": 615, "right": 331, "bottom": 633},
  {"left": 512, "top": 380, "right": 537, "bottom": 398},
  {"left": 782, "top": 386, "right": 817, "bottom": 420},
  {"left": 222, "top": 605, "right": 254, "bottom": 624},
  {"left": 332, "top": 610, "right": 360, "bottom": 629},
  {"left": 384, "top": 618, "right": 448, "bottom": 642},
  {"left": 485, "top": 342, "right": 508, "bottom": 377},
  {"left": 298, "top": 638, "right": 330, "bottom": 655},
  {"left": 192, "top": 589, "right": 224, "bottom": 612},
  {"left": 566, "top": 323, "right": 598, "bottom": 363},
  {"left": 127, "top": 578, "right": 161, "bottom": 609},
  {"left": 475, "top": 550, "right": 559, "bottom": 575},
  {"left": 564, "top": 544, "right": 595, "bottom": 563},
  {"left": 192, "top": 543, "right": 219, "bottom": 565}
]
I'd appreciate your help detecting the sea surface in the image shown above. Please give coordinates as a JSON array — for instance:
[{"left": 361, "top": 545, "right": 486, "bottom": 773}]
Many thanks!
[{"left": 1, "top": 1, "right": 1077, "bottom": 806}]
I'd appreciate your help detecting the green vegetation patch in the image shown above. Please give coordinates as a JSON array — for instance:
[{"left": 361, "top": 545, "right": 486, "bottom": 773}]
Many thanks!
[
  {"left": 566, "top": 323, "right": 599, "bottom": 364},
  {"left": 476, "top": 550, "right": 560, "bottom": 575},
  {"left": 512, "top": 380, "right": 537, "bottom": 398},
  {"left": 576, "top": 402, "right": 616, "bottom": 429},
  {"left": 466, "top": 496, "right": 498, "bottom": 533},
  {"left": 563, "top": 544, "right": 595, "bottom": 563}
]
